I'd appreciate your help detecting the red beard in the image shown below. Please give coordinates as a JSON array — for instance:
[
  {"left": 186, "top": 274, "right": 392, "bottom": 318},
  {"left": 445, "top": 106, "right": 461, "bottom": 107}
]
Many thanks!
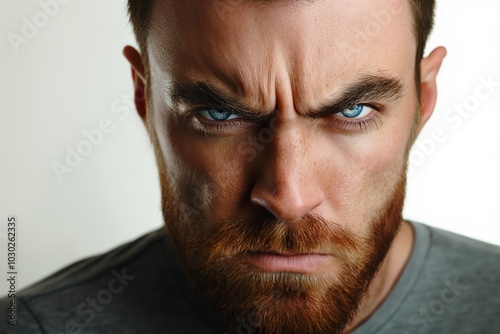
[{"left": 160, "top": 169, "right": 406, "bottom": 334}]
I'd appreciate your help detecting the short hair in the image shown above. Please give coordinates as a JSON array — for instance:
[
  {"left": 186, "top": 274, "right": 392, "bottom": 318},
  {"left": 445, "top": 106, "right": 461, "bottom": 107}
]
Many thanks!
[{"left": 127, "top": 0, "right": 435, "bottom": 99}]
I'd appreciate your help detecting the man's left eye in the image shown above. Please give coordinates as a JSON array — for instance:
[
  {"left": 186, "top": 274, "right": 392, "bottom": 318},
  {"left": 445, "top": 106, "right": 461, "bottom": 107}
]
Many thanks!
[
  {"left": 198, "top": 108, "right": 239, "bottom": 121},
  {"left": 339, "top": 104, "right": 373, "bottom": 118}
]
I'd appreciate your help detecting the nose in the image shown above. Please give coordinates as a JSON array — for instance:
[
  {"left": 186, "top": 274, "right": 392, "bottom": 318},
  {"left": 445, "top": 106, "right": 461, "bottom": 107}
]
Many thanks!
[{"left": 250, "top": 122, "right": 325, "bottom": 222}]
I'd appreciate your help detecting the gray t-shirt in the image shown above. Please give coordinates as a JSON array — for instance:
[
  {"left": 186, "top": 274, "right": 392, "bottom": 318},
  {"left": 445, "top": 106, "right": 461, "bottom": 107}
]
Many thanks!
[{"left": 1, "top": 221, "right": 499, "bottom": 333}]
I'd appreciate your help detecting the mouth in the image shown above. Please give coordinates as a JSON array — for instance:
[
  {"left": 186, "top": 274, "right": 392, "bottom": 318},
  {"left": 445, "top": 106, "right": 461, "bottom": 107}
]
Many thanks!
[{"left": 245, "top": 251, "right": 333, "bottom": 273}]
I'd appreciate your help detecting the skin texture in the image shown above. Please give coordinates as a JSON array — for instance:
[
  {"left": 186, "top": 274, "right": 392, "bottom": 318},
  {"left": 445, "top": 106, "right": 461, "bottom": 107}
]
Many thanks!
[{"left": 124, "top": 0, "right": 446, "bottom": 332}]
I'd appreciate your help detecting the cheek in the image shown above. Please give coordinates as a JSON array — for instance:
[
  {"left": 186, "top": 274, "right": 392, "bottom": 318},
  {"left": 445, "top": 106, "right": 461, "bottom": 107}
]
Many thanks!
[
  {"left": 317, "top": 116, "right": 412, "bottom": 228},
  {"left": 159, "top": 117, "right": 253, "bottom": 221},
  {"left": 353, "top": 118, "right": 412, "bottom": 212}
]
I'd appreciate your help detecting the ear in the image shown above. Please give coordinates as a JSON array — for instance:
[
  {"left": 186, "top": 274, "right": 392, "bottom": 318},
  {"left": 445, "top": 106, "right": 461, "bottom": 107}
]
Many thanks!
[
  {"left": 123, "top": 45, "right": 148, "bottom": 123},
  {"left": 416, "top": 46, "right": 447, "bottom": 134}
]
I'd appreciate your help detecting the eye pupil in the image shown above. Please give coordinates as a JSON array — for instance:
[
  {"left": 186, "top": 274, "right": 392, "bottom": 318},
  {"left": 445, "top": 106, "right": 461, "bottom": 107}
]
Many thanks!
[
  {"left": 208, "top": 108, "right": 232, "bottom": 121},
  {"left": 341, "top": 104, "right": 364, "bottom": 118}
]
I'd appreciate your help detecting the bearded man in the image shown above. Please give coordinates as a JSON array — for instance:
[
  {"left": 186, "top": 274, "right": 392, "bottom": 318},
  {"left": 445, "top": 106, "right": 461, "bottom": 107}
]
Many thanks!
[{"left": 2, "top": 1, "right": 500, "bottom": 333}]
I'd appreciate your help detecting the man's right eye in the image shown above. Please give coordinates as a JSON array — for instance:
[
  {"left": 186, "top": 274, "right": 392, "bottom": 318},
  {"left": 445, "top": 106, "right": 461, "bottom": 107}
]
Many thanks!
[{"left": 198, "top": 108, "right": 240, "bottom": 121}]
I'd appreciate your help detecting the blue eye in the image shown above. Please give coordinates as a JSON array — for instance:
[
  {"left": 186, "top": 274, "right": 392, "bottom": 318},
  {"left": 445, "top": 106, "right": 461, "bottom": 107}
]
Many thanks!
[
  {"left": 340, "top": 104, "right": 372, "bottom": 118},
  {"left": 199, "top": 108, "right": 239, "bottom": 121}
]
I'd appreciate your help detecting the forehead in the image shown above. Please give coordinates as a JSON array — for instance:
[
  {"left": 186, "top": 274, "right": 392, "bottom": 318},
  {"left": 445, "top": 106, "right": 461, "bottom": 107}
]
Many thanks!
[{"left": 148, "top": 0, "right": 416, "bottom": 110}]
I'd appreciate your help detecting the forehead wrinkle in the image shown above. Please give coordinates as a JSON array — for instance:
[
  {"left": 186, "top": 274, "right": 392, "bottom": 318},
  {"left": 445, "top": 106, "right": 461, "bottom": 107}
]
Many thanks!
[
  {"left": 155, "top": 6, "right": 284, "bottom": 115},
  {"left": 262, "top": 4, "right": 352, "bottom": 116},
  {"left": 287, "top": 41, "right": 334, "bottom": 114},
  {"left": 150, "top": 0, "right": 416, "bottom": 120},
  {"left": 223, "top": 43, "right": 280, "bottom": 113},
  {"left": 284, "top": 11, "right": 414, "bottom": 115}
]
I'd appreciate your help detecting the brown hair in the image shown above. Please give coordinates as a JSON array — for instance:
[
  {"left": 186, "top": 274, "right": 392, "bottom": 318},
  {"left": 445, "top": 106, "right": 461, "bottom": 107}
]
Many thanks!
[{"left": 127, "top": 0, "right": 435, "bottom": 99}]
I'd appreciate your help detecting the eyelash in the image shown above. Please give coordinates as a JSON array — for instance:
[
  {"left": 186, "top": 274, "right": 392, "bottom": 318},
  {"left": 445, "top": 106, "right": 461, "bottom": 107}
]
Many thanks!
[
  {"left": 189, "top": 110, "right": 257, "bottom": 136},
  {"left": 332, "top": 103, "right": 384, "bottom": 132},
  {"left": 189, "top": 103, "right": 384, "bottom": 135},
  {"left": 332, "top": 114, "right": 382, "bottom": 132}
]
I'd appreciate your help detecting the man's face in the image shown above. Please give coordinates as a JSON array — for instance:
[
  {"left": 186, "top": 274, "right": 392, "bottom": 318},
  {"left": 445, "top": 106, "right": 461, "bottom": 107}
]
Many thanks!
[{"left": 146, "top": 0, "right": 418, "bottom": 332}]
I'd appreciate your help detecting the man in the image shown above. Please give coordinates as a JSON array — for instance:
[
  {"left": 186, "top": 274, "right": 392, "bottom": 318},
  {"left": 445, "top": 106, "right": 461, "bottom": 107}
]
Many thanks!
[{"left": 2, "top": 0, "right": 499, "bottom": 333}]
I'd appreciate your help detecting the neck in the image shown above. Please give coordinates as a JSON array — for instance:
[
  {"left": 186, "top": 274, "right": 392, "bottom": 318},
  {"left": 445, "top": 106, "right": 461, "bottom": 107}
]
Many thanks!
[{"left": 345, "top": 220, "right": 415, "bottom": 332}]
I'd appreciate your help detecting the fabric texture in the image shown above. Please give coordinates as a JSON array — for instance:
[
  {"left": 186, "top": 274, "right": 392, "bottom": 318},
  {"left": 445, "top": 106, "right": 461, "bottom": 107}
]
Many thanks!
[{"left": 1, "top": 221, "right": 499, "bottom": 333}]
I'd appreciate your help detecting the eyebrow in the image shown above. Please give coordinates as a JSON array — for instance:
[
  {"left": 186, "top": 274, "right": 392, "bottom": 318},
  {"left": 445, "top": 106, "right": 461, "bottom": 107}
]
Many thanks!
[
  {"left": 309, "top": 75, "right": 404, "bottom": 118},
  {"left": 169, "top": 75, "right": 403, "bottom": 120},
  {"left": 170, "top": 82, "right": 271, "bottom": 121}
]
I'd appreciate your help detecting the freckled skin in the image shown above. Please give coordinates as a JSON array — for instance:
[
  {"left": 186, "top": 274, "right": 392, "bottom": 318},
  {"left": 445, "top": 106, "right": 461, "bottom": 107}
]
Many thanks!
[{"left": 125, "top": 0, "right": 446, "bottom": 332}]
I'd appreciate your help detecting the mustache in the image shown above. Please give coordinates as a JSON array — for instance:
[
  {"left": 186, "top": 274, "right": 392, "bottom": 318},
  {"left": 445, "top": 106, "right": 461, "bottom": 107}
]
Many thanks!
[{"left": 206, "top": 213, "right": 364, "bottom": 261}]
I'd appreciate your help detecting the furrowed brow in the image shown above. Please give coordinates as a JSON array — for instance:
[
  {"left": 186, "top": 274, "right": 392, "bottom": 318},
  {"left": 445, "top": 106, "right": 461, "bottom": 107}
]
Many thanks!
[
  {"left": 308, "top": 75, "right": 404, "bottom": 118},
  {"left": 169, "top": 81, "right": 271, "bottom": 121}
]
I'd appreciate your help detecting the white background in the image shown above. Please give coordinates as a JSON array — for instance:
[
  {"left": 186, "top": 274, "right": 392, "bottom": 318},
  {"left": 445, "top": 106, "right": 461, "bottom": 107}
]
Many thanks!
[{"left": 0, "top": 0, "right": 499, "bottom": 292}]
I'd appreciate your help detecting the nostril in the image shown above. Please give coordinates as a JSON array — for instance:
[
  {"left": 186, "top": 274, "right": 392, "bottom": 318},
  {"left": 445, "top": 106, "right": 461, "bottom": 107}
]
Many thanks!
[{"left": 251, "top": 185, "right": 324, "bottom": 223}]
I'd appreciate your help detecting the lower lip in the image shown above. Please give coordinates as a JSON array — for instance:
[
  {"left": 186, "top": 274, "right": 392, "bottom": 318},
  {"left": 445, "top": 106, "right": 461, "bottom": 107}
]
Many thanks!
[{"left": 245, "top": 252, "right": 331, "bottom": 273}]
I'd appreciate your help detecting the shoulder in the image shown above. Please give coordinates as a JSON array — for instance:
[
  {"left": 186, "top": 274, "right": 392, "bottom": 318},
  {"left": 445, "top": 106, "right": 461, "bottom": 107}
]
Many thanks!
[
  {"left": 423, "top": 222, "right": 500, "bottom": 275},
  {"left": 416, "top": 222, "right": 500, "bottom": 297},
  {"left": 0, "top": 228, "right": 185, "bottom": 333},
  {"left": 360, "top": 222, "right": 500, "bottom": 334},
  {"left": 19, "top": 227, "right": 168, "bottom": 298},
  {"left": 404, "top": 222, "right": 500, "bottom": 333}
]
